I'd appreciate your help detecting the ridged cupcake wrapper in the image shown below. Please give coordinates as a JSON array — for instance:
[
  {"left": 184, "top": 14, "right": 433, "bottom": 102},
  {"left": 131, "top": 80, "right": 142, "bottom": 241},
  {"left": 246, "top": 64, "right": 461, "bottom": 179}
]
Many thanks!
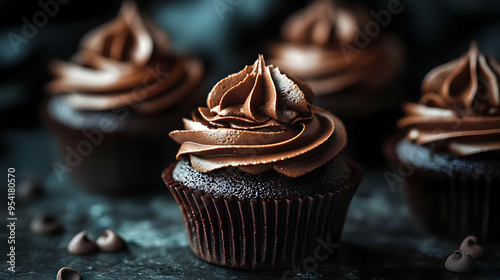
[
  {"left": 405, "top": 171, "right": 500, "bottom": 241},
  {"left": 163, "top": 160, "right": 362, "bottom": 270}
]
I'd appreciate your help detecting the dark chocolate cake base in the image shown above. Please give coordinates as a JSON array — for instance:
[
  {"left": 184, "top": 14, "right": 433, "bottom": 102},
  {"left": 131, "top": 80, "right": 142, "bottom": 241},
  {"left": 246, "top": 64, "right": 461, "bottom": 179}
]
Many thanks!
[{"left": 171, "top": 156, "right": 352, "bottom": 200}]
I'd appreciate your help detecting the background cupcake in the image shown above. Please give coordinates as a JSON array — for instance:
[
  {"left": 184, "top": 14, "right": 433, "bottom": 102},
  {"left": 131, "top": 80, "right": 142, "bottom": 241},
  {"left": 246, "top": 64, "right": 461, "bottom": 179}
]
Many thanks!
[
  {"left": 163, "top": 55, "right": 363, "bottom": 270},
  {"left": 386, "top": 43, "right": 500, "bottom": 241},
  {"left": 269, "top": 0, "right": 402, "bottom": 101},
  {"left": 268, "top": 0, "right": 404, "bottom": 164},
  {"left": 43, "top": 1, "right": 204, "bottom": 194}
]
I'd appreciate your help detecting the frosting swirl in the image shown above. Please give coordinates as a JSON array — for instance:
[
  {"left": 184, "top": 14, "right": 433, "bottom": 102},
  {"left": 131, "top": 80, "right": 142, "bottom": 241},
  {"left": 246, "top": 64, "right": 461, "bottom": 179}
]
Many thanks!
[
  {"left": 268, "top": 0, "right": 401, "bottom": 96},
  {"left": 46, "top": 1, "right": 203, "bottom": 114},
  {"left": 398, "top": 43, "right": 500, "bottom": 156},
  {"left": 170, "top": 55, "right": 347, "bottom": 177}
]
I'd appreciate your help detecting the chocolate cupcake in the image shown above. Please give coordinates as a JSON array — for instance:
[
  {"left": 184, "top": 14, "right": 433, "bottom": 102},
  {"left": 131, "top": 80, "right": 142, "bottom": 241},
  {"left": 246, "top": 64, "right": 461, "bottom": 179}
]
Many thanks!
[
  {"left": 386, "top": 43, "right": 500, "bottom": 241},
  {"left": 162, "top": 55, "right": 363, "bottom": 269},
  {"left": 268, "top": 0, "right": 403, "bottom": 114},
  {"left": 43, "top": 2, "right": 203, "bottom": 194},
  {"left": 268, "top": 0, "right": 403, "bottom": 164}
]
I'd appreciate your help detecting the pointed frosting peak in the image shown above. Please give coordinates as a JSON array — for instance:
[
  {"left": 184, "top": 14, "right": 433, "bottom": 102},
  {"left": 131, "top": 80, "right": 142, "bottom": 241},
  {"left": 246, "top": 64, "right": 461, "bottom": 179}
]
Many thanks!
[
  {"left": 206, "top": 55, "right": 315, "bottom": 129},
  {"left": 170, "top": 55, "right": 347, "bottom": 177},
  {"left": 421, "top": 42, "right": 500, "bottom": 116},
  {"left": 398, "top": 43, "right": 500, "bottom": 156}
]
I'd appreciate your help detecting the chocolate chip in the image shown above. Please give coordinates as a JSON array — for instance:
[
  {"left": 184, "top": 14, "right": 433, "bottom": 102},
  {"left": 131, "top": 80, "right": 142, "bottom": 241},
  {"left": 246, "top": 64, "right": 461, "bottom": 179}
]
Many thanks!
[
  {"left": 18, "top": 180, "right": 44, "bottom": 200},
  {"left": 445, "top": 250, "right": 478, "bottom": 273},
  {"left": 67, "top": 231, "right": 98, "bottom": 255},
  {"left": 30, "top": 213, "right": 62, "bottom": 234},
  {"left": 57, "top": 267, "right": 82, "bottom": 280},
  {"left": 459, "top": 235, "right": 487, "bottom": 260},
  {"left": 96, "top": 230, "right": 126, "bottom": 252}
]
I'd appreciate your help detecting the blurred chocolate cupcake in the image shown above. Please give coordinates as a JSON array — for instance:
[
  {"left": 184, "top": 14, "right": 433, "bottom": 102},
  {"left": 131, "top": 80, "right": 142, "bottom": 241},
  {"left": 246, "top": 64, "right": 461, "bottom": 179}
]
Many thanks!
[
  {"left": 163, "top": 55, "right": 363, "bottom": 270},
  {"left": 43, "top": 1, "right": 204, "bottom": 194},
  {"left": 385, "top": 43, "right": 500, "bottom": 241},
  {"left": 268, "top": 0, "right": 402, "bottom": 113},
  {"left": 268, "top": 0, "right": 404, "bottom": 163}
]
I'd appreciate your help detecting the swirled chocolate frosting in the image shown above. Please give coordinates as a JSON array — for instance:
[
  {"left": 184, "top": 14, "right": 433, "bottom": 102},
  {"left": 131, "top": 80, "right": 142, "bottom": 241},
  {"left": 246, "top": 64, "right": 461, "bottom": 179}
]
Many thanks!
[
  {"left": 398, "top": 43, "right": 500, "bottom": 156},
  {"left": 170, "top": 55, "right": 347, "bottom": 177},
  {"left": 268, "top": 0, "right": 401, "bottom": 96},
  {"left": 46, "top": 1, "right": 203, "bottom": 114}
]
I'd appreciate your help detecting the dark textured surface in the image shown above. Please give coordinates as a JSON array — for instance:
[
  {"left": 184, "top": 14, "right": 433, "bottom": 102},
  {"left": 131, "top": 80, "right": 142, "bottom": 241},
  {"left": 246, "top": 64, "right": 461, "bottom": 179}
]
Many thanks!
[
  {"left": 171, "top": 157, "right": 352, "bottom": 200},
  {"left": 1, "top": 128, "right": 500, "bottom": 279}
]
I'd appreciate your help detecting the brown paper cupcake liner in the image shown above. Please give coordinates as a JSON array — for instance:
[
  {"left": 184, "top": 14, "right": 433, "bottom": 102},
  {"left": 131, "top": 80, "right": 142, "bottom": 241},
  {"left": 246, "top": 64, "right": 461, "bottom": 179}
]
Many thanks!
[
  {"left": 405, "top": 170, "right": 500, "bottom": 242},
  {"left": 163, "top": 160, "right": 363, "bottom": 270}
]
